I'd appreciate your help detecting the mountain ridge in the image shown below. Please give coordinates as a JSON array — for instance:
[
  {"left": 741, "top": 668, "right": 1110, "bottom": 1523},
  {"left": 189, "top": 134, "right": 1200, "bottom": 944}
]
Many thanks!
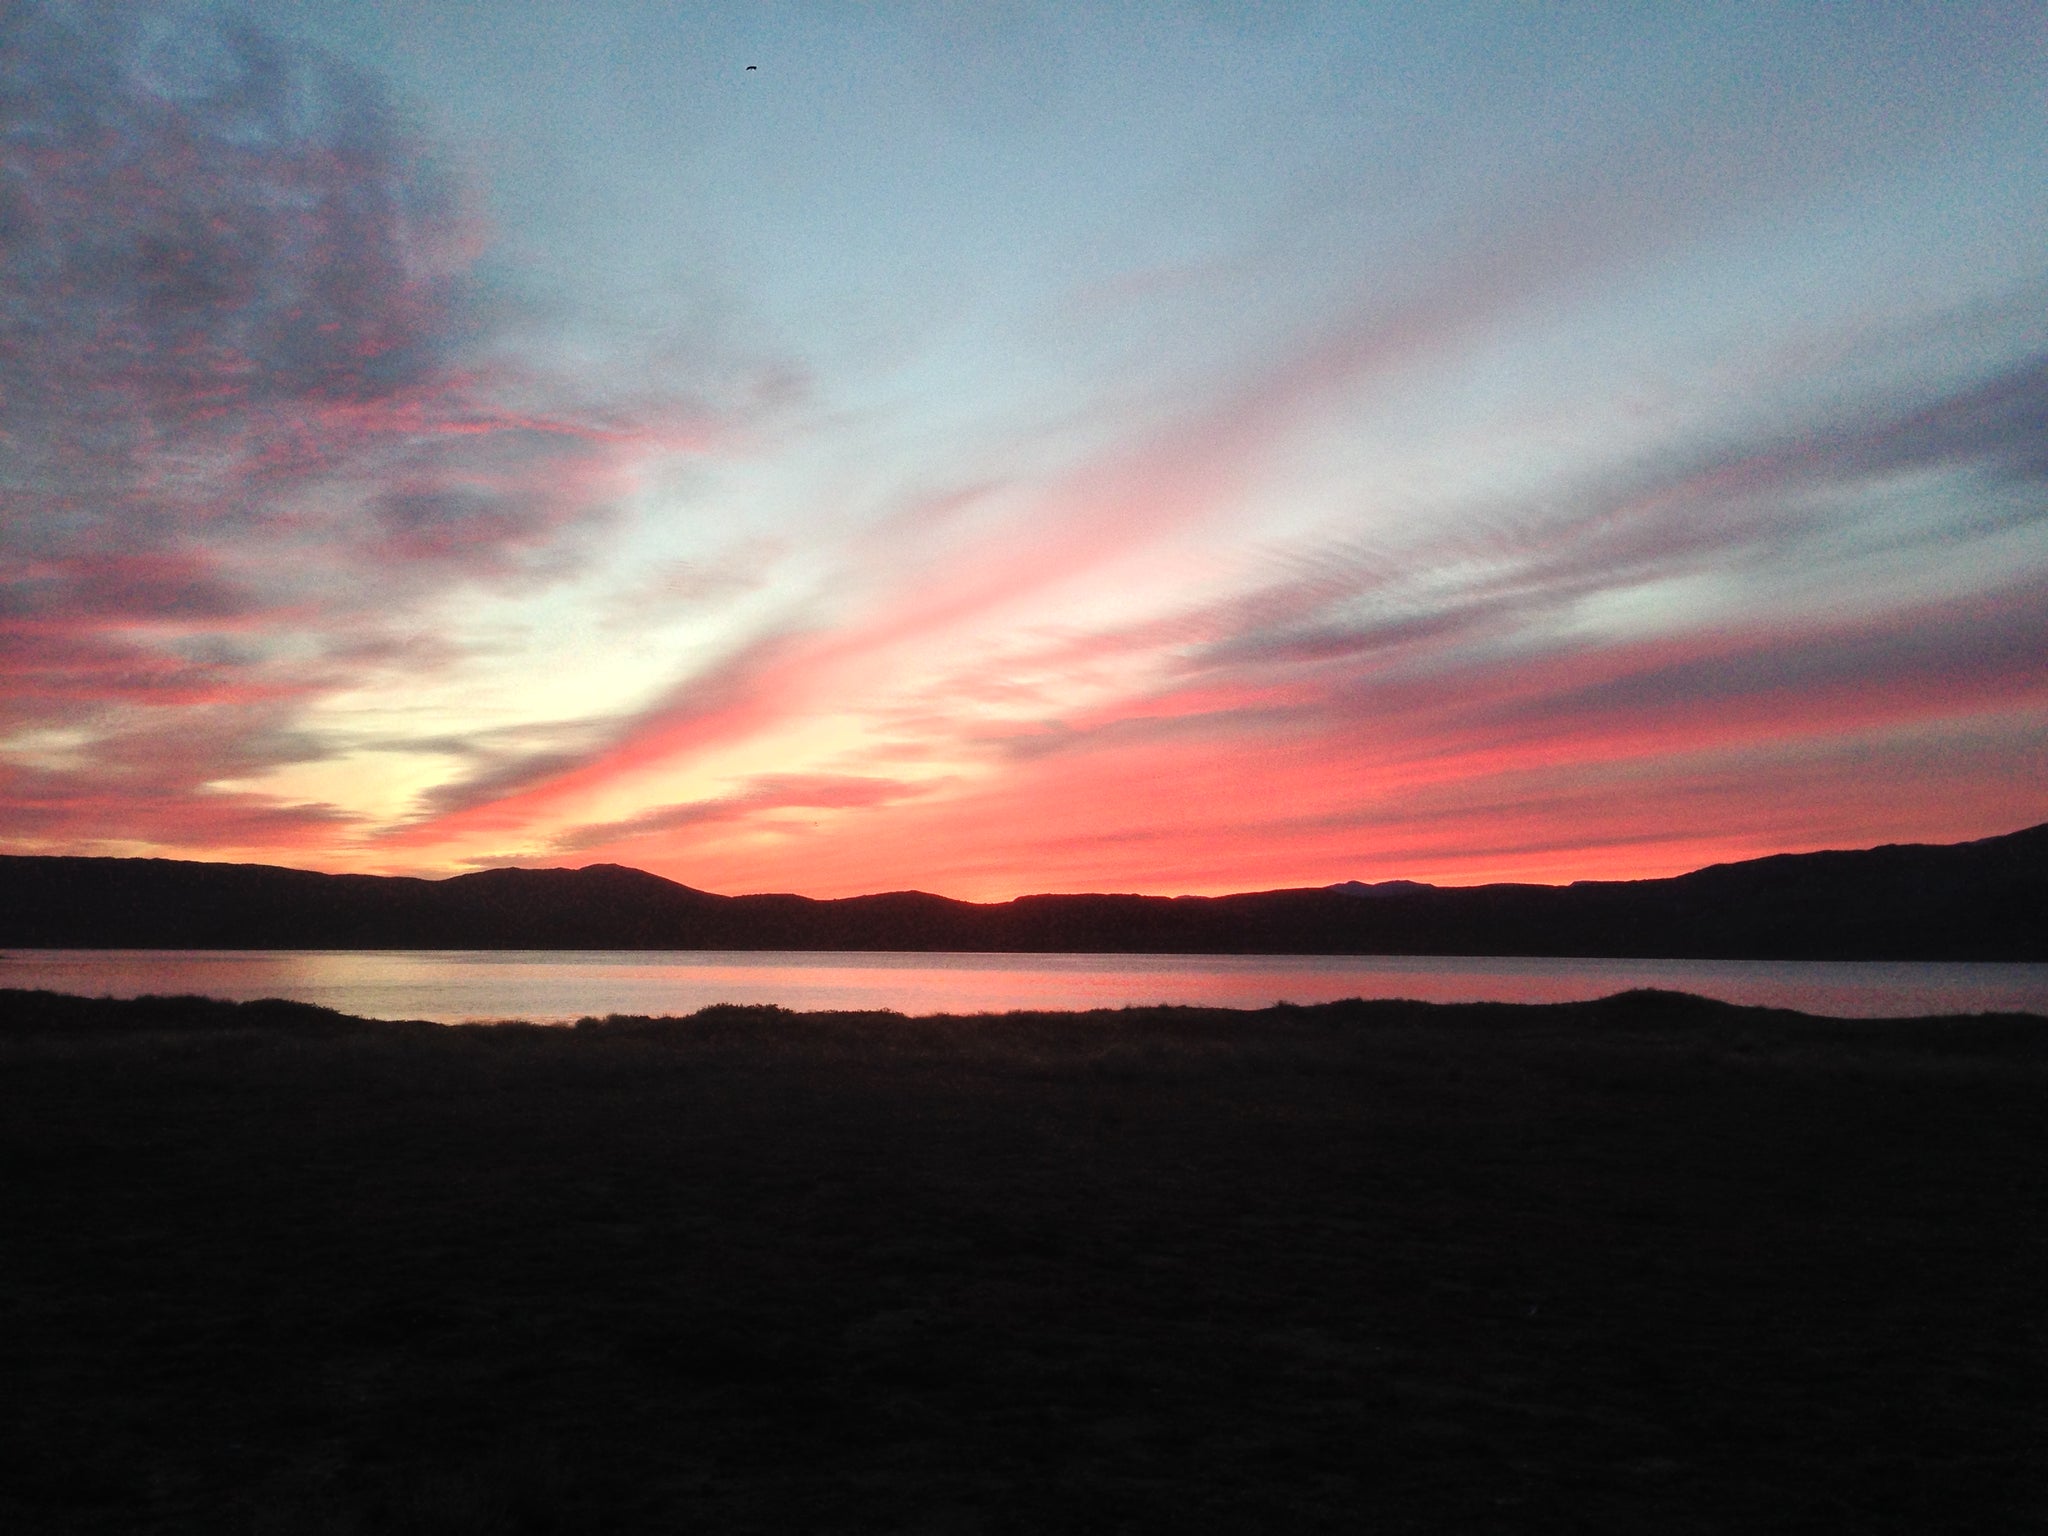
[{"left": 1, "top": 822, "right": 2043, "bottom": 959}]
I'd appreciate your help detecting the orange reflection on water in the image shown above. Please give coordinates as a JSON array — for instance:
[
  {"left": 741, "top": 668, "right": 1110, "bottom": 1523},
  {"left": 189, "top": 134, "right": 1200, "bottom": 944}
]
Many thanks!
[{"left": 3, "top": 950, "right": 2044, "bottom": 1022}]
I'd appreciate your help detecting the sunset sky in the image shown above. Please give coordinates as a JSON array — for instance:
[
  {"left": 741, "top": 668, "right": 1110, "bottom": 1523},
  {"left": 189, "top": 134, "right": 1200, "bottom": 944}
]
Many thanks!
[{"left": 5, "top": 1, "right": 2046, "bottom": 898}]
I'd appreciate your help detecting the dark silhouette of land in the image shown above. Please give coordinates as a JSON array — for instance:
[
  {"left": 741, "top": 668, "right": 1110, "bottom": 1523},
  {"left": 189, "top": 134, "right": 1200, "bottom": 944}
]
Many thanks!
[
  {"left": 2, "top": 821, "right": 2044, "bottom": 957},
  {"left": 2, "top": 987, "right": 2043, "bottom": 1531}
]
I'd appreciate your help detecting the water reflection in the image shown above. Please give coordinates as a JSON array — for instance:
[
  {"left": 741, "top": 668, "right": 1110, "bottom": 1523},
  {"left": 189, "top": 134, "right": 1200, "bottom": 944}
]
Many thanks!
[{"left": 2, "top": 949, "right": 2044, "bottom": 1022}]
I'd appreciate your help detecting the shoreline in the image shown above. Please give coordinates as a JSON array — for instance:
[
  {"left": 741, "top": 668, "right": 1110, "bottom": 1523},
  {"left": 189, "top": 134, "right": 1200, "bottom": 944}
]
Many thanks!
[{"left": 7, "top": 982, "right": 2048, "bottom": 1032}]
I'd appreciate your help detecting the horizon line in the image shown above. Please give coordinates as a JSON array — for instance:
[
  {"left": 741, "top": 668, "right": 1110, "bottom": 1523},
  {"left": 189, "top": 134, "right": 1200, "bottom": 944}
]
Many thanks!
[{"left": 6, "top": 818, "right": 2041, "bottom": 906}]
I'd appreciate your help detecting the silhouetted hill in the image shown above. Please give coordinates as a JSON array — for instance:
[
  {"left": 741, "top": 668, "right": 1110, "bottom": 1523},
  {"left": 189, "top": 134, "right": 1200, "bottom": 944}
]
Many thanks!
[{"left": 1, "top": 823, "right": 2043, "bottom": 958}]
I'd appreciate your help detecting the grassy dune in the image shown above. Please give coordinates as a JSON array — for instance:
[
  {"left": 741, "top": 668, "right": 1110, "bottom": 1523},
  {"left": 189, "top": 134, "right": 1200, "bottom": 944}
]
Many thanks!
[{"left": 2, "top": 988, "right": 2044, "bottom": 1533}]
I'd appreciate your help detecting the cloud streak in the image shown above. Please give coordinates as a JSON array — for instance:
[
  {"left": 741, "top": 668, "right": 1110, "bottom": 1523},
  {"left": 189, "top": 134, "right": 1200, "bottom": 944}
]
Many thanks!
[
  {"left": 5, "top": 3, "right": 2043, "bottom": 892},
  {"left": 556, "top": 772, "right": 937, "bottom": 856},
  {"left": 328, "top": 279, "right": 2048, "bottom": 885}
]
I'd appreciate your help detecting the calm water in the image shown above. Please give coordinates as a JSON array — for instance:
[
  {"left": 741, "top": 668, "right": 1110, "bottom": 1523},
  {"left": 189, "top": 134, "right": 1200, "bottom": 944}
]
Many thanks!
[{"left": 3, "top": 949, "right": 2045, "bottom": 1022}]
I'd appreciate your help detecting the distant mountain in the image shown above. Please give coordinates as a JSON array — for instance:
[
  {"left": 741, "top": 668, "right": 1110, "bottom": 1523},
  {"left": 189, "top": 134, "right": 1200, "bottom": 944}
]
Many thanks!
[{"left": 1, "top": 824, "right": 2043, "bottom": 959}]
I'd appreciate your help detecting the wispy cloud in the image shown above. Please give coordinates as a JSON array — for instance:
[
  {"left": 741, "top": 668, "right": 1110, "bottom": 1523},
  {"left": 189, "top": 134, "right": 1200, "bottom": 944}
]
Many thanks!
[
  {"left": 6, "top": 3, "right": 2043, "bottom": 890},
  {"left": 556, "top": 772, "right": 937, "bottom": 855},
  {"left": 363, "top": 309, "right": 2048, "bottom": 885}
]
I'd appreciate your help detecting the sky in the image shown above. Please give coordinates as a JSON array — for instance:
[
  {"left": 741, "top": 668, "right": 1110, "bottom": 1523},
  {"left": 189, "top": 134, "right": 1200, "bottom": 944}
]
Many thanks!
[{"left": 4, "top": 0, "right": 2046, "bottom": 899}]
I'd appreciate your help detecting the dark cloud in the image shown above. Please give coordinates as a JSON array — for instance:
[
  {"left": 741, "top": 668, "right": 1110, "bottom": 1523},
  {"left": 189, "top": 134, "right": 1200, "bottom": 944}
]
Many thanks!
[
  {"left": 1, "top": 1, "right": 471, "bottom": 492},
  {"left": 1470, "top": 578, "right": 2048, "bottom": 740},
  {"left": 1184, "top": 350, "right": 2048, "bottom": 680},
  {"left": 0, "top": 551, "right": 262, "bottom": 624},
  {"left": 0, "top": 0, "right": 705, "bottom": 851},
  {"left": 1, "top": 0, "right": 480, "bottom": 617},
  {"left": 1817, "top": 351, "right": 2048, "bottom": 485}
]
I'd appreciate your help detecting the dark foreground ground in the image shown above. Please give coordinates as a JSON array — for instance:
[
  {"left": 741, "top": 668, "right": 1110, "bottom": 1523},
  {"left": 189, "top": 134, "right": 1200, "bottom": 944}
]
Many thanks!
[{"left": 2, "top": 989, "right": 2044, "bottom": 1534}]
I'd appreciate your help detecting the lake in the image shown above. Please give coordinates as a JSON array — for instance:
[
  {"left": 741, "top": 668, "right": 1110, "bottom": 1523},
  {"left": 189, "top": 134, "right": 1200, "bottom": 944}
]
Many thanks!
[{"left": 3, "top": 949, "right": 2045, "bottom": 1022}]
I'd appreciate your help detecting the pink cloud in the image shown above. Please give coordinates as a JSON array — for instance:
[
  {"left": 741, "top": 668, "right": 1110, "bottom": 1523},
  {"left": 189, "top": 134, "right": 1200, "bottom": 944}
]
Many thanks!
[
  {"left": 0, "top": 0, "right": 723, "bottom": 857},
  {"left": 7, "top": 2, "right": 2041, "bottom": 893}
]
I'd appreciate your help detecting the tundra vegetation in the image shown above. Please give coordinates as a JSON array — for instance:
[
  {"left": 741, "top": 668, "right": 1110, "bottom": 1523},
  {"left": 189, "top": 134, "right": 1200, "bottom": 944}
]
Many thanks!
[{"left": 2, "top": 988, "right": 2044, "bottom": 1533}]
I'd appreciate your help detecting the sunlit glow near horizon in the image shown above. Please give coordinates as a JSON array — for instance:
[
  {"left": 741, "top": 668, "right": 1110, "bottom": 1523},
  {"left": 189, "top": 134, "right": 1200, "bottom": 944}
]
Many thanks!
[{"left": 5, "top": 1, "right": 2046, "bottom": 898}]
